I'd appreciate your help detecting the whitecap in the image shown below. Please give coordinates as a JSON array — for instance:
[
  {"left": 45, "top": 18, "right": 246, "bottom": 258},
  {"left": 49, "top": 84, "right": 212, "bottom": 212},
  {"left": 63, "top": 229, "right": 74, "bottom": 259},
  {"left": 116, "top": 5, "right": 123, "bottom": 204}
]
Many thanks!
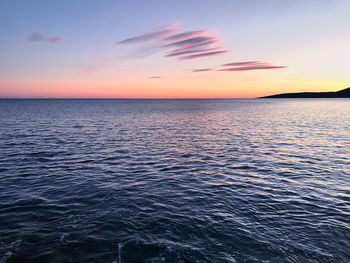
[{"left": 112, "top": 242, "right": 123, "bottom": 263}]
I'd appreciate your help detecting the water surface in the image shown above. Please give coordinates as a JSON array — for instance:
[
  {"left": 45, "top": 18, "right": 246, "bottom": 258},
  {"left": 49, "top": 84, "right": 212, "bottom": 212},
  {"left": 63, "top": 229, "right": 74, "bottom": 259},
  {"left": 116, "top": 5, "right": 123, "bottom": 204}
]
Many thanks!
[{"left": 0, "top": 99, "right": 349, "bottom": 262}]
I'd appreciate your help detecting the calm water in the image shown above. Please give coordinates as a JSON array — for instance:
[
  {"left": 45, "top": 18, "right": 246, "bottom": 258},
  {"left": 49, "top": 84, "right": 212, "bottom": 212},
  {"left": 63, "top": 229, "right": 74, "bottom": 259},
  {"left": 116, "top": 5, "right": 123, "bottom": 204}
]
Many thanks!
[{"left": 0, "top": 99, "right": 349, "bottom": 263}]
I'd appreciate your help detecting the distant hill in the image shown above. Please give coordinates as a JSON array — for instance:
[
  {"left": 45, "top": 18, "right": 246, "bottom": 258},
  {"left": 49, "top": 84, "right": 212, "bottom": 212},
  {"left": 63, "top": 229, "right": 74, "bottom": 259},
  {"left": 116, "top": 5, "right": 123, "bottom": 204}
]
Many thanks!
[{"left": 259, "top": 87, "right": 350, "bottom": 98}]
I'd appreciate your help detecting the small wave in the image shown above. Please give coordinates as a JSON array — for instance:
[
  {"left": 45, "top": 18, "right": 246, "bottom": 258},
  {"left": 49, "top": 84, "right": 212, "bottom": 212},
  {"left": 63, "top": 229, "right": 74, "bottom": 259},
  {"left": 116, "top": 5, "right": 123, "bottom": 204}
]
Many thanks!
[
  {"left": 28, "top": 151, "right": 57, "bottom": 158},
  {"left": 159, "top": 165, "right": 186, "bottom": 172},
  {"left": 60, "top": 233, "right": 69, "bottom": 242},
  {"left": 9, "top": 239, "right": 22, "bottom": 248}
]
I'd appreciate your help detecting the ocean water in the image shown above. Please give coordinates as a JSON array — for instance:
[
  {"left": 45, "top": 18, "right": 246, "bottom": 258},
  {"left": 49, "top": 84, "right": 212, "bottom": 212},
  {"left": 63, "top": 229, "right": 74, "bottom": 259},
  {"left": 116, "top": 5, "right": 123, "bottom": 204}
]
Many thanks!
[{"left": 0, "top": 98, "right": 349, "bottom": 263}]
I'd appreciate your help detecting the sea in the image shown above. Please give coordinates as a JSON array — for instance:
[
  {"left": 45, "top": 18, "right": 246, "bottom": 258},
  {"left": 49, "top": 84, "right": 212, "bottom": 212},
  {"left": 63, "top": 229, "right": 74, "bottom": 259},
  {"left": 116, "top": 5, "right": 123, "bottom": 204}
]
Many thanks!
[{"left": 0, "top": 98, "right": 349, "bottom": 263}]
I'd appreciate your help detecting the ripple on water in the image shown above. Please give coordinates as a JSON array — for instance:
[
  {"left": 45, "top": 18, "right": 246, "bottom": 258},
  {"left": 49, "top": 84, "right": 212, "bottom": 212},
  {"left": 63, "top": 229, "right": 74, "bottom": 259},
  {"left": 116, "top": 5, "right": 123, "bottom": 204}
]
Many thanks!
[{"left": 0, "top": 99, "right": 349, "bottom": 262}]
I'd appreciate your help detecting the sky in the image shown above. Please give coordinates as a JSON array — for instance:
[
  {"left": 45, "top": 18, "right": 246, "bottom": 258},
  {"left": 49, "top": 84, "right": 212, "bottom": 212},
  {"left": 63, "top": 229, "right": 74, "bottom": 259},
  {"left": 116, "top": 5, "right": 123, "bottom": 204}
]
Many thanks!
[{"left": 0, "top": 0, "right": 349, "bottom": 98}]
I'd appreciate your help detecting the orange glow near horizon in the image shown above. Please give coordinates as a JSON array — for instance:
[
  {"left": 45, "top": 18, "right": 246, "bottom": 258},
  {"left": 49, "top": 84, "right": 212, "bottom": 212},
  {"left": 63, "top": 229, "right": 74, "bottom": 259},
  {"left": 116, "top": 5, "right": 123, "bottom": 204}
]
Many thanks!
[{"left": 0, "top": 74, "right": 347, "bottom": 99}]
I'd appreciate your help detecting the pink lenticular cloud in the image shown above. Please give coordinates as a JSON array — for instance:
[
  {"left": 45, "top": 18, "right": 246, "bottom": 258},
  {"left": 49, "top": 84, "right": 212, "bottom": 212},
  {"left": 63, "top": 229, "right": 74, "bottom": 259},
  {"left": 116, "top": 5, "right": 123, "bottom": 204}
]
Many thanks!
[
  {"left": 169, "top": 39, "right": 219, "bottom": 51},
  {"left": 192, "top": 68, "right": 213, "bottom": 73},
  {"left": 115, "top": 23, "right": 229, "bottom": 60},
  {"left": 163, "top": 30, "right": 210, "bottom": 41},
  {"left": 179, "top": 50, "right": 230, "bottom": 60},
  {"left": 164, "top": 31, "right": 227, "bottom": 60},
  {"left": 221, "top": 61, "right": 259, "bottom": 67},
  {"left": 191, "top": 61, "right": 287, "bottom": 74},
  {"left": 150, "top": 76, "right": 162, "bottom": 79},
  {"left": 28, "top": 32, "right": 63, "bottom": 43},
  {"left": 165, "top": 46, "right": 223, "bottom": 57},
  {"left": 219, "top": 61, "right": 287, "bottom": 71},
  {"left": 164, "top": 36, "right": 216, "bottom": 47},
  {"left": 219, "top": 65, "right": 287, "bottom": 71},
  {"left": 115, "top": 23, "right": 180, "bottom": 45}
]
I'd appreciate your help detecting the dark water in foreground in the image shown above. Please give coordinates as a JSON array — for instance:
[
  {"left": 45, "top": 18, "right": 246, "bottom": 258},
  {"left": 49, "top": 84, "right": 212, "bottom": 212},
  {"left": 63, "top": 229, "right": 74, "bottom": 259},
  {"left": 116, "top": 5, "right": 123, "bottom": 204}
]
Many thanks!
[{"left": 0, "top": 99, "right": 349, "bottom": 263}]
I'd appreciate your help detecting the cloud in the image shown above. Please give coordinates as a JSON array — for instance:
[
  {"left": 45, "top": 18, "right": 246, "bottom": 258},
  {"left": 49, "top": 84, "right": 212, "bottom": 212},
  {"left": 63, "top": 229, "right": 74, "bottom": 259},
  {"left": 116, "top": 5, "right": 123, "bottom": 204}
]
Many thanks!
[
  {"left": 115, "top": 23, "right": 230, "bottom": 60},
  {"left": 219, "top": 61, "right": 287, "bottom": 71},
  {"left": 164, "top": 36, "right": 217, "bottom": 48},
  {"left": 179, "top": 50, "right": 230, "bottom": 60},
  {"left": 165, "top": 46, "right": 223, "bottom": 57},
  {"left": 221, "top": 61, "right": 259, "bottom": 67},
  {"left": 28, "top": 32, "right": 63, "bottom": 43},
  {"left": 219, "top": 65, "right": 287, "bottom": 71},
  {"left": 164, "top": 30, "right": 210, "bottom": 41},
  {"left": 28, "top": 32, "right": 45, "bottom": 41},
  {"left": 191, "top": 61, "right": 287, "bottom": 74},
  {"left": 150, "top": 76, "right": 162, "bottom": 79},
  {"left": 169, "top": 39, "right": 219, "bottom": 53},
  {"left": 192, "top": 68, "right": 212, "bottom": 73},
  {"left": 49, "top": 36, "right": 63, "bottom": 43},
  {"left": 115, "top": 23, "right": 180, "bottom": 45}
]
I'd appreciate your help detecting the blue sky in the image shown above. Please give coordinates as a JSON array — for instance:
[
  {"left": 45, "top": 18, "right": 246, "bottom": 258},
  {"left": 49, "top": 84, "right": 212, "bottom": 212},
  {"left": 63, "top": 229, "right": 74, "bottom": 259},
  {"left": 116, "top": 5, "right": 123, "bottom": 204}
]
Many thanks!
[{"left": 1, "top": 0, "right": 349, "bottom": 98}]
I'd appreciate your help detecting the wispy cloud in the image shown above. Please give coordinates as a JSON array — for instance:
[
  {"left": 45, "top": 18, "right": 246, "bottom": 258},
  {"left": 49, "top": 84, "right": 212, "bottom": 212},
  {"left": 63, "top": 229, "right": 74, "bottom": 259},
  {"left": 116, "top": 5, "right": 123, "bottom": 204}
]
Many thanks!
[
  {"left": 220, "top": 65, "right": 287, "bottom": 71},
  {"left": 191, "top": 61, "right": 287, "bottom": 74},
  {"left": 165, "top": 46, "right": 223, "bottom": 57},
  {"left": 115, "top": 23, "right": 230, "bottom": 60},
  {"left": 164, "top": 36, "right": 217, "bottom": 48},
  {"left": 90, "top": 24, "right": 288, "bottom": 75},
  {"left": 49, "top": 37, "right": 63, "bottom": 43},
  {"left": 221, "top": 61, "right": 259, "bottom": 67},
  {"left": 164, "top": 30, "right": 209, "bottom": 41},
  {"left": 116, "top": 23, "right": 179, "bottom": 45},
  {"left": 219, "top": 61, "right": 287, "bottom": 71},
  {"left": 28, "top": 32, "right": 63, "bottom": 43},
  {"left": 192, "top": 68, "right": 213, "bottom": 73},
  {"left": 180, "top": 50, "right": 230, "bottom": 60}
]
